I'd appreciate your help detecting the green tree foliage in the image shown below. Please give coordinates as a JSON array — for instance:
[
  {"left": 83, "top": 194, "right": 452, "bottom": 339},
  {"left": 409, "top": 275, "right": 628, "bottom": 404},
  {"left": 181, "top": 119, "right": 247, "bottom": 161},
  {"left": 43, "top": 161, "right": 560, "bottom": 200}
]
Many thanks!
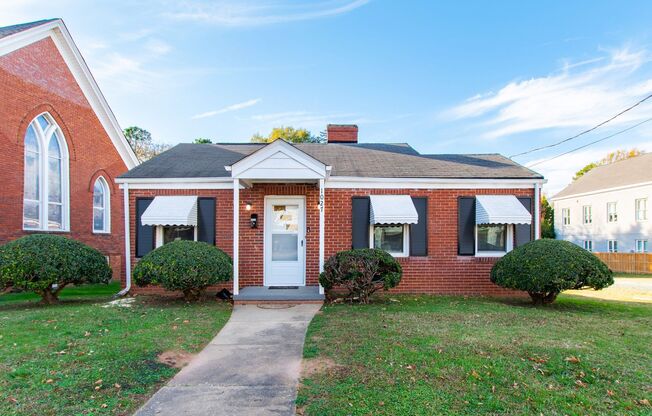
[
  {"left": 133, "top": 240, "right": 232, "bottom": 301},
  {"left": 193, "top": 138, "right": 212, "bottom": 144},
  {"left": 123, "top": 126, "right": 169, "bottom": 161},
  {"left": 490, "top": 239, "right": 613, "bottom": 305},
  {"left": 0, "top": 235, "right": 112, "bottom": 304},
  {"left": 319, "top": 248, "right": 402, "bottom": 303},
  {"left": 541, "top": 195, "right": 555, "bottom": 239},
  {"left": 251, "top": 126, "right": 323, "bottom": 143},
  {"left": 573, "top": 148, "right": 644, "bottom": 180}
]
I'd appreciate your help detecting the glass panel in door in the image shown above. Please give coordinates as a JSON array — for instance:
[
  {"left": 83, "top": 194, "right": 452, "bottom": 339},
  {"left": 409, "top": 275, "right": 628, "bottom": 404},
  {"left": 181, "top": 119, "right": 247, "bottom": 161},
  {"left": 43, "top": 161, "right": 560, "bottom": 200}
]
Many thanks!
[{"left": 271, "top": 204, "right": 299, "bottom": 261}]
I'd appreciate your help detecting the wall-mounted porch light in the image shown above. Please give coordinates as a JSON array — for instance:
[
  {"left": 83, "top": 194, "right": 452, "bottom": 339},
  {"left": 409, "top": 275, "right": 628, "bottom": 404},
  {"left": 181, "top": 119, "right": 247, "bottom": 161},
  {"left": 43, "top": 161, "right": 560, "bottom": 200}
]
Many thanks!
[{"left": 245, "top": 202, "right": 252, "bottom": 211}]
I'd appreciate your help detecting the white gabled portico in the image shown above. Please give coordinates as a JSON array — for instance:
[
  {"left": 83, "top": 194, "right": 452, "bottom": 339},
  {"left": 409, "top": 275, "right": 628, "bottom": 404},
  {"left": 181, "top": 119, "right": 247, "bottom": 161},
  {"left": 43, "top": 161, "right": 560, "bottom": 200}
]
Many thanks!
[{"left": 225, "top": 140, "right": 331, "bottom": 296}]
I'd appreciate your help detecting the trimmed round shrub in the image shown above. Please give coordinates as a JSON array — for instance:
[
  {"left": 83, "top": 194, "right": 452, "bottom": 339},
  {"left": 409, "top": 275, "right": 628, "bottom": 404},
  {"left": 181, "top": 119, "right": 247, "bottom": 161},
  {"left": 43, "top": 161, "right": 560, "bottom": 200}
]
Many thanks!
[
  {"left": 0, "top": 234, "right": 112, "bottom": 304},
  {"left": 490, "top": 239, "right": 613, "bottom": 305},
  {"left": 133, "top": 240, "right": 232, "bottom": 301},
  {"left": 319, "top": 248, "right": 402, "bottom": 303}
]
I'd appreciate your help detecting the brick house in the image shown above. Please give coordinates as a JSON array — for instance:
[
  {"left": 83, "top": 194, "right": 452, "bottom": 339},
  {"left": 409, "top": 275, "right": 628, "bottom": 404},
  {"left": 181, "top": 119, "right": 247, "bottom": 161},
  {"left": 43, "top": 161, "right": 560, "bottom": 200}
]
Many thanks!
[
  {"left": 0, "top": 19, "right": 139, "bottom": 281},
  {"left": 117, "top": 125, "right": 544, "bottom": 300}
]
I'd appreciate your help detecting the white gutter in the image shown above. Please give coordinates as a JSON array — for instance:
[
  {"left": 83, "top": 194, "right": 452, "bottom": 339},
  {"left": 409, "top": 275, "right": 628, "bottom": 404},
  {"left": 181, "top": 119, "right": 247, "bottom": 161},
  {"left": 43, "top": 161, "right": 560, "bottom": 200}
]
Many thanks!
[
  {"left": 116, "top": 182, "right": 131, "bottom": 297},
  {"left": 534, "top": 182, "right": 541, "bottom": 239}
]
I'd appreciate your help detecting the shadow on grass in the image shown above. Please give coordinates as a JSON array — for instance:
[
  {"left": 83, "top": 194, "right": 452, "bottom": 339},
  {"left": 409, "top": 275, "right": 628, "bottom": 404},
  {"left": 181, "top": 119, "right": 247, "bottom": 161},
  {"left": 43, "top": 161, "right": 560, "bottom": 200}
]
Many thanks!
[{"left": 349, "top": 292, "right": 652, "bottom": 319}]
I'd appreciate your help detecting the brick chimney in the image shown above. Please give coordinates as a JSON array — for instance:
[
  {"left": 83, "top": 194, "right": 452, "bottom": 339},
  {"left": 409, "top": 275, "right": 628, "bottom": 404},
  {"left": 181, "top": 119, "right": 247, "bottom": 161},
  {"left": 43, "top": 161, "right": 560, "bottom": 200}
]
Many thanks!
[{"left": 327, "top": 124, "right": 358, "bottom": 143}]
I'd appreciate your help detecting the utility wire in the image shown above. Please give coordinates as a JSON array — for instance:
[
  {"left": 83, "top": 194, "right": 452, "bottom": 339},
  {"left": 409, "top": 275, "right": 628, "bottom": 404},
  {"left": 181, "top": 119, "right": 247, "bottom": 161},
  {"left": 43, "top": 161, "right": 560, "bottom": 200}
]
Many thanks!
[
  {"left": 510, "top": 93, "right": 652, "bottom": 158},
  {"left": 528, "top": 117, "right": 652, "bottom": 168}
]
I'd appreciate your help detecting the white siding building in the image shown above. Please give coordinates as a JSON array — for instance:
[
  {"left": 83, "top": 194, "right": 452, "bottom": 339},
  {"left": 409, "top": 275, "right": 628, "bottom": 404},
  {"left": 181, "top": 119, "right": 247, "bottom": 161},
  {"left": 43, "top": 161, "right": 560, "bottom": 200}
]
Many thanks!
[{"left": 551, "top": 154, "right": 651, "bottom": 253}]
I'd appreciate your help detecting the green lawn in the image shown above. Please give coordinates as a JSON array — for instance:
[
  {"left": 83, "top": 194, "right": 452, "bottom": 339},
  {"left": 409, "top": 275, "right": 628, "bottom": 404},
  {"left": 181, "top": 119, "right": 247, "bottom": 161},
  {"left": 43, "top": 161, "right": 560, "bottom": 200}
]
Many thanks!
[
  {"left": 298, "top": 295, "right": 652, "bottom": 415},
  {"left": 0, "top": 283, "right": 231, "bottom": 415}
]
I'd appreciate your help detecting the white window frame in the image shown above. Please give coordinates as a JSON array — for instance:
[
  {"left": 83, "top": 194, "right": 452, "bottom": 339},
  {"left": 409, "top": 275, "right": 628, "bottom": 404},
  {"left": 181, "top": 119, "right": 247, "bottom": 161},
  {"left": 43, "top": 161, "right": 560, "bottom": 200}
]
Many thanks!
[
  {"left": 92, "top": 176, "right": 111, "bottom": 234},
  {"left": 22, "top": 112, "right": 70, "bottom": 231},
  {"left": 474, "top": 224, "right": 514, "bottom": 258},
  {"left": 635, "top": 198, "right": 648, "bottom": 222},
  {"left": 562, "top": 208, "right": 571, "bottom": 226},
  {"left": 635, "top": 239, "right": 648, "bottom": 253},
  {"left": 369, "top": 224, "right": 410, "bottom": 257},
  {"left": 606, "top": 202, "right": 617, "bottom": 223},
  {"left": 155, "top": 225, "right": 198, "bottom": 248},
  {"left": 582, "top": 205, "right": 592, "bottom": 224},
  {"left": 607, "top": 240, "right": 618, "bottom": 253},
  {"left": 583, "top": 240, "right": 593, "bottom": 252}
]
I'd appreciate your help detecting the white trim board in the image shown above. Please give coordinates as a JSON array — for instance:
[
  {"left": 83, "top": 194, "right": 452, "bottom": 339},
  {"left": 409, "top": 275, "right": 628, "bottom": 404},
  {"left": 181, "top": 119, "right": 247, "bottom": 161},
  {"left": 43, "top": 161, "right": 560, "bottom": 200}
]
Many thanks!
[
  {"left": 0, "top": 19, "right": 139, "bottom": 169},
  {"left": 326, "top": 177, "right": 545, "bottom": 189},
  {"left": 117, "top": 176, "right": 544, "bottom": 190}
]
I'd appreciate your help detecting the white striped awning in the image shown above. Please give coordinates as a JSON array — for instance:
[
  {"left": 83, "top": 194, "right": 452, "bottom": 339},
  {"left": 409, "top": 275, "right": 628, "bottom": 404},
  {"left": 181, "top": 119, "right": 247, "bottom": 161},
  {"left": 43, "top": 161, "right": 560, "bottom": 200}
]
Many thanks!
[
  {"left": 141, "top": 196, "right": 198, "bottom": 226},
  {"left": 475, "top": 195, "right": 531, "bottom": 225},
  {"left": 369, "top": 195, "right": 418, "bottom": 224}
]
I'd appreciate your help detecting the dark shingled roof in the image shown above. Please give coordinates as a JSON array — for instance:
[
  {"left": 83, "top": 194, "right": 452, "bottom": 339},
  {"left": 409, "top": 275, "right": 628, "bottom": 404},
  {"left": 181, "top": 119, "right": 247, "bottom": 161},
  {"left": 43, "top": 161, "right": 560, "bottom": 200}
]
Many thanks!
[
  {"left": 120, "top": 142, "right": 542, "bottom": 180},
  {"left": 0, "top": 19, "right": 58, "bottom": 40}
]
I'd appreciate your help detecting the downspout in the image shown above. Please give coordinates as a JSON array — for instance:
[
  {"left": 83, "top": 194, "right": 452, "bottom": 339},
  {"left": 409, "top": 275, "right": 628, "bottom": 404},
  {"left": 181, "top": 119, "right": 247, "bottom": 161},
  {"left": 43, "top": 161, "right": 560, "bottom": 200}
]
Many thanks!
[
  {"left": 534, "top": 182, "right": 541, "bottom": 240},
  {"left": 116, "top": 182, "right": 131, "bottom": 297}
]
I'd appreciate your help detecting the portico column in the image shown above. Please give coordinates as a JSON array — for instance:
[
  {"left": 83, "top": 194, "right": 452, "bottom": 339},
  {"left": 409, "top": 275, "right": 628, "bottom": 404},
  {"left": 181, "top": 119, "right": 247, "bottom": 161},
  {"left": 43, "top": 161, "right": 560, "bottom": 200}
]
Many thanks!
[
  {"left": 318, "top": 179, "right": 325, "bottom": 295},
  {"left": 233, "top": 179, "right": 239, "bottom": 295}
]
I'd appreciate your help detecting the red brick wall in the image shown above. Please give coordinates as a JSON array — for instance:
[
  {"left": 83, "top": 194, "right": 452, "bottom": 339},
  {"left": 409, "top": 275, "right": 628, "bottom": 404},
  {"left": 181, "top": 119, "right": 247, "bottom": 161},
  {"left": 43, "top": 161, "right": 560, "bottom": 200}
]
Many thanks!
[
  {"left": 324, "top": 188, "right": 535, "bottom": 295},
  {"left": 0, "top": 38, "right": 128, "bottom": 280},
  {"left": 128, "top": 185, "right": 535, "bottom": 296}
]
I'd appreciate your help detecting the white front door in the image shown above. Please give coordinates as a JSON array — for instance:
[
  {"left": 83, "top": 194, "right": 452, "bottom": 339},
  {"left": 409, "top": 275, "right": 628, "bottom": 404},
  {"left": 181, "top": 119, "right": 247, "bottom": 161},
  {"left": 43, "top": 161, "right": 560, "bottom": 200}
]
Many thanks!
[{"left": 264, "top": 196, "right": 306, "bottom": 286}]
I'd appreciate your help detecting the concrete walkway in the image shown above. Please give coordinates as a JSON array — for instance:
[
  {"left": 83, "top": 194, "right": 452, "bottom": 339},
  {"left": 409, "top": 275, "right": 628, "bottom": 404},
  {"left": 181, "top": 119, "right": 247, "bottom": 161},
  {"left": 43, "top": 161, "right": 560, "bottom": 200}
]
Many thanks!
[{"left": 135, "top": 303, "right": 322, "bottom": 416}]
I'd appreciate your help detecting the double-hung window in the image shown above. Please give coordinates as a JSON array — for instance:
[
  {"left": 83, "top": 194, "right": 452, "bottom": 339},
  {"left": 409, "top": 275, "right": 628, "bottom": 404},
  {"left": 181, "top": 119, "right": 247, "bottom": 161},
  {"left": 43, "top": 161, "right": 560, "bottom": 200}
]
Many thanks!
[
  {"left": 23, "top": 113, "right": 69, "bottom": 231},
  {"left": 92, "top": 177, "right": 110, "bottom": 233},
  {"left": 583, "top": 240, "right": 593, "bottom": 252},
  {"left": 582, "top": 205, "right": 592, "bottom": 224},
  {"left": 635, "top": 198, "right": 648, "bottom": 222},
  {"left": 562, "top": 208, "right": 571, "bottom": 225},
  {"left": 370, "top": 224, "right": 409, "bottom": 256},
  {"left": 607, "top": 202, "right": 617, "bottom": 223},
  {"left": 476, "top": 224, "right": 513, "bottom": 256},
  {"left": 636, "top": 240, "right": 648, "bottom": 253},
  {"left": 608, "top": 240, "right": 618, "bottom": 253}
]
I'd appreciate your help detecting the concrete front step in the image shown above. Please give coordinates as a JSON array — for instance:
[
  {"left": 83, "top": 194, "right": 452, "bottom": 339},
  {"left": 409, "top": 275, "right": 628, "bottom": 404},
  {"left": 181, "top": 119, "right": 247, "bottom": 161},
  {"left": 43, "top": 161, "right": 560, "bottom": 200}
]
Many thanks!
[{"left": 233, "top": 286, "right": 324, "bottom": 304}]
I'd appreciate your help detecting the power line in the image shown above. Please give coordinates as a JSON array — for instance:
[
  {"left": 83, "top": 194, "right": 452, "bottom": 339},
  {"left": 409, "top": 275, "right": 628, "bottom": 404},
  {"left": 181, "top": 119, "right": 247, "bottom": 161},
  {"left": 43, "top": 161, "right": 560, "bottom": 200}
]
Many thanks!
[
  {"left": 528, "top": 117, "right": 652, "bottom": 168},
  {"left": 510, "top": 93, "right": 652, "bottom": 158}
]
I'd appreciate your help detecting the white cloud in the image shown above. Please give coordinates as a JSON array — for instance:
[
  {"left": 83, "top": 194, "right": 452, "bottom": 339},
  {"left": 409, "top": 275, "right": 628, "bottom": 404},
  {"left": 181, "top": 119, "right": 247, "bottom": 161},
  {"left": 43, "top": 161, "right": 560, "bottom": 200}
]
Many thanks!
[
  {"left": 444, "top": 46, "right": 652, "bottom": 139},
  {"left": 164, "top": 0, "right": 370, "bottom": 27},
  {"left": 192, "top": 98, "right": 262, "bottom": 119}
]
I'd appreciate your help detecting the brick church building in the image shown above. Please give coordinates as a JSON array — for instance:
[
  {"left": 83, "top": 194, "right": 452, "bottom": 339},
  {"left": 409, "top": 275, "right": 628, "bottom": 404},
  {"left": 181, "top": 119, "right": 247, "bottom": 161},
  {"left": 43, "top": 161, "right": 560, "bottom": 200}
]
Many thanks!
[{"left": 0, "top": 19, "right": 139, "bottom": 280}]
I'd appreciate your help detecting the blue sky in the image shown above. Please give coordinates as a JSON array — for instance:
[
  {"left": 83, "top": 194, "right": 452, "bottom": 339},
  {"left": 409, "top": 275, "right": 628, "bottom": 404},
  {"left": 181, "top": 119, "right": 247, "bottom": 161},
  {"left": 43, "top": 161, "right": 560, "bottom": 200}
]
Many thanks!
[{"left": 3, "top": 0, "right": 652, "bottom": 194}]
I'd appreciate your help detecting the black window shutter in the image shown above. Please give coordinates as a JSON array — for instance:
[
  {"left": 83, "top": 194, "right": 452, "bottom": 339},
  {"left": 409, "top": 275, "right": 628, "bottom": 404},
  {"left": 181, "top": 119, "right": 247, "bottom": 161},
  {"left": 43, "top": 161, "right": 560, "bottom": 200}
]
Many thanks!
[
  {"left": 351, "top": 197, "right": 370, "bottom": 249},
  {"left": 515, "top": 197, "right": 533, "bottom": 247},
  {"left": 458, "top": 197, "right": 476, "bottom": 255},
  {"left": 136, "top": 198, "right": 155, "bottom": 258},
  {"left": 197, "top": 197, "right": 216, "bottom": 245},
  {"left": 410, "top": 197, "right": 428, "bottom": 256}
]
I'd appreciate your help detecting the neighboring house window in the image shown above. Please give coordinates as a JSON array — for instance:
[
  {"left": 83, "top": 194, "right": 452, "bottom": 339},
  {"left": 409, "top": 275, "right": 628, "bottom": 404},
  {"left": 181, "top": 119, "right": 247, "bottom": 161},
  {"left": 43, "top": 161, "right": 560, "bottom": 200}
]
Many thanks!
[
  {"left": 92, "top": 177, "right": 110, "bottom": 233},
  {"left": 635, "top": 198, "right": 648, "bottom": 221},
  {"left": 155, "top": 225, "right": 197, "bottom": 248},
  {"left": 370, "top": 224, "right": 409, "bottom": 257},
  {"left": 23, "top": 113, "right": 69, "bottom": 231},
  {"left": 562, "top": 208, "right": 571, "bottom": 225},
  {"left": 607, "top": 202, "right": 617, "bottom": 223},
  {"left": 636, "top": 240, "right": 648, "bottom": 253},
  {"left": 475, "top": 224, "right": 513, "bottom": 257},
  {"left": 608, "top": 240, "right": 618, "bottom": 253},
  {"left": 582, "top": 205, "right": 592, "bottom": 224},
  {"left": 583, "top": 240, "right": 593, "bottom": 252}
]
